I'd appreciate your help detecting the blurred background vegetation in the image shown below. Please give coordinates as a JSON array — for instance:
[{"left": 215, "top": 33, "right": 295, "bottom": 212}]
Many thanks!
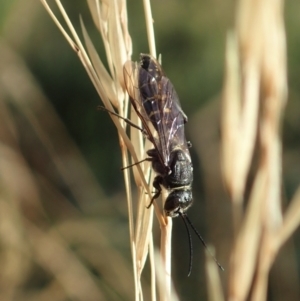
[{"left": 0, "top": 0, "right": 300, "bottom": 300}]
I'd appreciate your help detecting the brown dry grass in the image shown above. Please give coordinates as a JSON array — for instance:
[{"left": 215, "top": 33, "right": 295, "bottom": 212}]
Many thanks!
[
  {"left": 0, "top": 0, "right": 299, "bottom": 301},
  {"left": 218, "top": 0, "right": 300, "bottom": 301},
  {"left": 40, "top": 1, "right": 174, "bottom": 300}
]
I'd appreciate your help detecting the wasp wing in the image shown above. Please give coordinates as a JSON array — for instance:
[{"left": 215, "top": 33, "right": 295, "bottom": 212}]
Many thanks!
[
  {"left": 161, "top": 77, "right": 190, "bottom": 162},
  {"left": 123, "top": 60, "right": 165, "bottom": 167},
  {"left": 137, "top": 60, "right": 190, "bottom": 167},
  {"left": 124, "top": 58, "right": 190, "bottom": 169},
  {"left": 140, "top": 71, "right": 189, "bottom": 166}
]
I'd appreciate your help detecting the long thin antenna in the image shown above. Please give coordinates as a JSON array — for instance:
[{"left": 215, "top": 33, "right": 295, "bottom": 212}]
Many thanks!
[
  {"left": 179, "top": 213, "right": 193, "bottom": 277},
  {"left": 184, "top": 214, "right": 224, "bottom": 272}
]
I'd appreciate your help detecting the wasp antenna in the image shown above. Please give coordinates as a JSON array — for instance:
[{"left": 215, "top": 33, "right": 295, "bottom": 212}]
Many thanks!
[
  {"left": 179, "top": 212, "right": 193, "bottom": 277},
  {"left": 184, "top": 214, "right": 224, "bottom": 272}
]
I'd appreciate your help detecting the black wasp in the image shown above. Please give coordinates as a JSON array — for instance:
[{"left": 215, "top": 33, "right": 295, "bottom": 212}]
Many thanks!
[
  {"left": 124, "top": 54, "right": 193, "bottom": 218},
  {"left": 103, "top": 54, "right": 223, "bottom": 274}
]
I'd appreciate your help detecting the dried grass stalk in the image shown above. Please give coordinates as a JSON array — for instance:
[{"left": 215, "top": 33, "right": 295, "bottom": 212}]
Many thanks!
[
  {"left": 0, "top": 39, "right": 111, "bottom": 300},
  {"left": 222, "top": 0, "right": 300, "bottom": 300},
  {"left": 205, "top": 246, "right": 225, "bottom": 301},
  {"left": 40, "top": 1, "right": 172, "bottom": 300}
]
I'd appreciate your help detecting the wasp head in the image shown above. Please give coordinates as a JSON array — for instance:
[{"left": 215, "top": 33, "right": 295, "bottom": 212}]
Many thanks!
[{"left": 164, "top": 189, "right": 193, "bottom": 217}]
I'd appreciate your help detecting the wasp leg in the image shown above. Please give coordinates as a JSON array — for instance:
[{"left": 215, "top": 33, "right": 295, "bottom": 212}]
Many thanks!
[
  {"left": 146, "top": 175, "right": 163, "bottom": 208},
  {"left": 121, "top": 157, "right": 152, "bottom": 170}
]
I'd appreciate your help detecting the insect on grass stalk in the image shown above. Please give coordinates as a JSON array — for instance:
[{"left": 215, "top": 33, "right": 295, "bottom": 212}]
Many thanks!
[{"left": 40, "top": 1, "right": 207, "bottom": 300}]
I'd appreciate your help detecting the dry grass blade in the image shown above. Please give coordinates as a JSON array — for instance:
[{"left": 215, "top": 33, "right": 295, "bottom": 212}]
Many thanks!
[
  {"left": 36, "top": 0, "right": 300, "bottom": 300},
  {"left": 205, "top": 246, "right": 225, "bottom": 301},
  {"left": 143, "top": 0, "right": 156, "bottom": 58},
  {"left": 244, "top": 1, "right": 286, "bottom": 300},
  {"left": 107, "top": 1, "right": 128, "bottom": 93},
  {"left": 80, "top": 17, "right": 117, "bottom": 105},
  {"left": 26, "top": 221, "right": 104, "bottom": 301},
  {"left": 54, "top": 219, "right": 136, "bottom": 299},
  {"left": 0, "top": 40, "right": 102, "bottom": 213},
  {"left": 278, "top": 188, "right": 300, "bottom": 247},
  {"left": 228, "top": 168, "right": 267, "bottom": 300},
  {"left": 41, "top": 1, "right": 153, "bottom": 196},
  {"left": 83, "top": 2, "right": 157, "bottom": 299},
  {"left": 222, "top": 32, "right": 241, "bottom": 199},
  {"left": 154, "top": 251, "right": 179, "bottom": 301},
  {"left": 0, "top": 37, "right": 137, "bottom": 300},
  {"left": 223, "top": 0, "right": 292, "bottom": 300},
  {"left": 137, "top": 3, "right": 172, "bottom": 289},
  {"left": 159, "top": 214, "right": 172, "bottom": 301},
  {"left": 87, "top": 0, "right": 132, "bottom": 95},
  {"left": 222, "top": 29, "right": 260, "bottom": 208},
  {"left": 135, "top": 190, "right": 154, "bottom": 273},
  {"left": 0, "top": 161, "right": 32, "bottom": 300},
  {"left": 39, "top": 1, "right": 170, "bottom": 301}
]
